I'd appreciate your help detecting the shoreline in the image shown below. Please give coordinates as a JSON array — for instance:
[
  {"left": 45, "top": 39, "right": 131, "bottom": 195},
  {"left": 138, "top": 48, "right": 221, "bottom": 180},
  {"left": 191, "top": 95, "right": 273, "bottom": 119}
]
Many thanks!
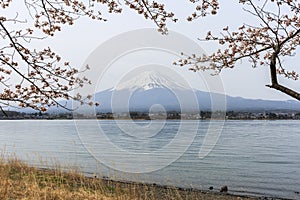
[
  {"left": 0, "top": 157, "right": 296, "bottom": 199},
  {"left": 92, "top": 176, "right": 293, "bottom": 200},
  {"left": 0, "top": 118, "right": 299, "bottom": 121},
  {"left": 38, "top": 167, "right": 293, "bottom": 200}
]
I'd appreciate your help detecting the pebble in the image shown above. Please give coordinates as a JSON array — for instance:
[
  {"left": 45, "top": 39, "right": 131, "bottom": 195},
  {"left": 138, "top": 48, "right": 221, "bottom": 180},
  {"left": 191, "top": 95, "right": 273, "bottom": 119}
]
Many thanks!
[{"left": 220, "top": 185, "right": 228, "bottom": 193}]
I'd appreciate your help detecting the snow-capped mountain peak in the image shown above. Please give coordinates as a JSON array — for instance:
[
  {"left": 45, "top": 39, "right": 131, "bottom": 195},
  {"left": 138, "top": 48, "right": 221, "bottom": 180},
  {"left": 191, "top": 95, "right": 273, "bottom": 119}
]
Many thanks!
[{"left": 115, "top": 71, "right": 189, "bottom": 91}]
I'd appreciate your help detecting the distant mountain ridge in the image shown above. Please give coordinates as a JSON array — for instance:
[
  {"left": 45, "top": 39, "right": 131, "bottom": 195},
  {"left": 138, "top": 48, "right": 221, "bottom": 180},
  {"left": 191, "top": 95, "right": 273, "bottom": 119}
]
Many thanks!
[
  {"left": 9, "top": 70, "right": 300, "bottom": 114},
  {"left": 93, "top": 71, "right": 300, "bottom": 113}
]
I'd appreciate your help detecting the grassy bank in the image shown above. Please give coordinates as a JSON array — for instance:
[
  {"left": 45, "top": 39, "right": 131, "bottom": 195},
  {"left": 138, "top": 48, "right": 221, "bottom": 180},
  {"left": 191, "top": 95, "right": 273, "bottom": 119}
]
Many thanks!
[{"left": 0, "top": 156, "right": 256, "bottom": 200}]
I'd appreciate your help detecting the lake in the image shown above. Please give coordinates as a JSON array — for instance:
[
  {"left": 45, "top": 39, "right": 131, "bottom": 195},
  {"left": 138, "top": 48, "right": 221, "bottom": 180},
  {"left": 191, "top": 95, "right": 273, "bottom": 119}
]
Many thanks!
[{"left": 0, "top": 120, "right": 299, "bottom": 199}]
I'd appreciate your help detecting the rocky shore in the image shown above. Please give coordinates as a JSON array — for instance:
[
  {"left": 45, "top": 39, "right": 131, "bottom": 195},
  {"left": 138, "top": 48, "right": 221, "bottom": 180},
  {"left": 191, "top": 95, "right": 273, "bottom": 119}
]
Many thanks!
[
  {"left": 0, "top": 157, "right": 294, "bottom": 199},
  {"left": 97, "top": 177, "right": 293, "bottom": 200}
]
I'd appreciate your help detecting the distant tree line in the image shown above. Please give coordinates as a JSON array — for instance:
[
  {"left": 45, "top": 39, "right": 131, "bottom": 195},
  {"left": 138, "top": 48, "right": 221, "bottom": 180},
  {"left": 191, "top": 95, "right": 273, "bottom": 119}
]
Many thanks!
[{"left": 1, "top": 110, "right": 300, "bottom": 120}]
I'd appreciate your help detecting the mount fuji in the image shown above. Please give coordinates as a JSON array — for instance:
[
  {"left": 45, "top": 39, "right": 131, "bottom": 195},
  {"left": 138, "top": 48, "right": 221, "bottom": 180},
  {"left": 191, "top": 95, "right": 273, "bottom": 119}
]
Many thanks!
[
  {"left": 95, "top": 71, "right": 199, "bottom": 112},
  {"left": 114, "top": 71, "right": 189, "bottom": 91},
  {"left": 94, "top": 71, "right": 300, "bottom": 113}
]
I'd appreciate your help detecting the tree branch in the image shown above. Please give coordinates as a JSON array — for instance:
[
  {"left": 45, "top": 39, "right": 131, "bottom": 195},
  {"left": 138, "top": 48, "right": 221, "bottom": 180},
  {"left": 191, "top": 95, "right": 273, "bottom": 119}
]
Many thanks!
[
  {"left": 266, "top": 83, "right": 300, "bottom": 100},
  {"left": 0, "top": 106, "right": 8, "bottom": 117},
  {"left": 267, "top": 44, "right": 300, "bottom": 100}
]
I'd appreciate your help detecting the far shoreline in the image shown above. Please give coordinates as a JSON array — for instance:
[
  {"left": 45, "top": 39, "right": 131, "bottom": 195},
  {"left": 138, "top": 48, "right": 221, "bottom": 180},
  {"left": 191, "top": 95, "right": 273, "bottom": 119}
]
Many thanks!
[{"left": 0, "top": 118, "right": 299, "bottom": 121}]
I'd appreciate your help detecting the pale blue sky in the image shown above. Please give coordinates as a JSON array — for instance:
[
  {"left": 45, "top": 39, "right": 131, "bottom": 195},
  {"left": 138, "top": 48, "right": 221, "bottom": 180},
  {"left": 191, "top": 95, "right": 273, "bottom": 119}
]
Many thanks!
[{"left": 5, "top": 1, "right": 300, "bottom": 101}]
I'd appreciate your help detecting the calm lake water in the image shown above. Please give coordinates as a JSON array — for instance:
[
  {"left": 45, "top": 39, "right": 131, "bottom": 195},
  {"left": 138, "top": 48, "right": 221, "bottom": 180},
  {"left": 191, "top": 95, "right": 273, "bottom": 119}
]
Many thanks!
[{"left": 0, "top": 120, "right": 299, "bottom": 199}]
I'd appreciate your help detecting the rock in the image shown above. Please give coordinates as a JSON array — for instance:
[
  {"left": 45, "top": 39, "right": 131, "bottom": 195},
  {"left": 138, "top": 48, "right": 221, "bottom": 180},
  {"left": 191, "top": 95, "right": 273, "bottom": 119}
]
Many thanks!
[
  {"left": 220, "top": 185, "right": 228, "bottom": 193},
  {"left": 209, "top": 186, "right": 213, "bottom": 190}
]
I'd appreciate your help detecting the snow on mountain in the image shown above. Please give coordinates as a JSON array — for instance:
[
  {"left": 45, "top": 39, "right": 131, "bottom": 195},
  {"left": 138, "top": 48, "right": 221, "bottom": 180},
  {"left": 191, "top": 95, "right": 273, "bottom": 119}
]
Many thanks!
[
  {"left": 46, "top": 70, "right": 300, "bottom": 113},
  {"left": 91, "top": 70, "right": 300, "bottom": 112},
  {"left": 115, "top": 71, "right": 189, "bottom": 91}
]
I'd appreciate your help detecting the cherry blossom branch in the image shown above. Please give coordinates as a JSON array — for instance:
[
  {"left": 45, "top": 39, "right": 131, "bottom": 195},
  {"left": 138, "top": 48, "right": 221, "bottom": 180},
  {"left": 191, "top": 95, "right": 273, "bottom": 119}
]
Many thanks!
[{"left": 175, "top": 0, "right": 300, "bottom": 100}]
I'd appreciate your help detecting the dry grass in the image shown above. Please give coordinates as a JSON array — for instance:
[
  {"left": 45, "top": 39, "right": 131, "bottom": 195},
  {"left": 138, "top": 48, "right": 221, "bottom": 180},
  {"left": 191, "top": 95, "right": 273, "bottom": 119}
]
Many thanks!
[{"left": 0, "top": 155, "right": 256, "bottom": 200}]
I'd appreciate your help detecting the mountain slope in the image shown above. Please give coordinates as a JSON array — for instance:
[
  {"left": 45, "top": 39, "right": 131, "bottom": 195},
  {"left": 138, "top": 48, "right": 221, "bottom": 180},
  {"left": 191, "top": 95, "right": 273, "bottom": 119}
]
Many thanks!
[{"left": 94, "top": 71, "right": 300, "bottom": 112}]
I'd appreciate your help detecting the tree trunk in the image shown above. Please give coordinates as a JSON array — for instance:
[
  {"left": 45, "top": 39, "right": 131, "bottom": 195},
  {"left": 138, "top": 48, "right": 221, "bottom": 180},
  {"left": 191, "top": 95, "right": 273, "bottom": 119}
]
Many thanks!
[{"left": 267, "top": 51, "right": 300, "bottom": 101}]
